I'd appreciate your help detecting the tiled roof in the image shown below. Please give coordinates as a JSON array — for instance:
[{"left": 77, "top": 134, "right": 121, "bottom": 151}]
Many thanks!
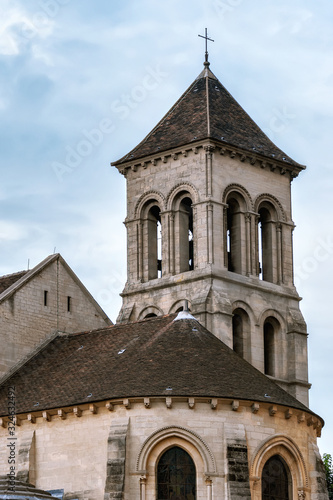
[
  {"left": 112, "top": 65, "right": 304, "bottom": 168},
  {"left": 0, "top": 271, "right": 27, "bottom": 295},
  {"left": 0, "top": 478, "right": 58, "bottom": 499},
  {"left": 0, "top": 314, "right": 312, "bottom": 416}
]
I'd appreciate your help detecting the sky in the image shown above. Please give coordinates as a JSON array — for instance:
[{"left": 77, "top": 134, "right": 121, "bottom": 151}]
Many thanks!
[{"left": 0, "top": 0, "right": 332, "bottom": 454}]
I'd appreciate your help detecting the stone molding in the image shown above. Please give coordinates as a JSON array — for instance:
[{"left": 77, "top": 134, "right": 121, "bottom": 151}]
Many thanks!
[
  {"left": 249, "top": 434, "right": 309, "bottom": 493},
  {"left": 0, "top": 398, "right": 322, "bottom": 435},
  {"left": 134, "top": 190, "right": 166, "bottom": 218},
  {"left": 222, "top": 183, "right": 254, "bottom": 212},
  {"left": 254, "top": 193, "right": 287, "bottom": 222},
  {"left": 136, "top": 425, "right": 217, "bottom": 475},
  {"left": 115, "top": 140, "right": 304, "bottom": 180}
]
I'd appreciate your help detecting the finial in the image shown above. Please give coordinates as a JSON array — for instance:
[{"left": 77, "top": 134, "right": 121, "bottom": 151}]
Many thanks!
[{"left": 198, "top": 28, "right": 214, "bottom": 66}]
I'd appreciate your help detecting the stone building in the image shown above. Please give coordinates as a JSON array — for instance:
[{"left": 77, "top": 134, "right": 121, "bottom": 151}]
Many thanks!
[
  {"left": 0, "top": 253, "right": 111, "bottom": 378},
  {"left": 0, "top": 55, "right": 328, "bottom": 500}
]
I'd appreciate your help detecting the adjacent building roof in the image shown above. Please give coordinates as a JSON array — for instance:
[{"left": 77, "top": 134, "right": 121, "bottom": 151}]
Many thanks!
[
  {"left": 0, "top": 271, "right": 28, "bottom": 295},
  {"left": 112, "top": 64, "right": 304, "bottom": 169},
  {"left": 0, "top": 314, "right": 314, "bottom": 417},
  {"left": 0, "top": 254, "right": 111, "bottom": 325},
  {"left": 0, "top": 478, "right": 58, "bottom": 499}
]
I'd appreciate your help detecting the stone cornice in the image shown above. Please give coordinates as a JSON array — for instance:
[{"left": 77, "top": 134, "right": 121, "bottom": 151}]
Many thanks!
[
  {"left": 113, "top": 139, "right": 305, "bottom": 180},
  {"left": 0, "top": 397, "right": 323, "bottom": 436},
  {"left": 121, "top": 266, "right": 301, "bottom": 302}
]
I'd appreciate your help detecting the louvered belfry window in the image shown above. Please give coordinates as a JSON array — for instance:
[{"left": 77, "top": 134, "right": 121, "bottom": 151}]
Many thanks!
[{"left": 157, "top": 446, "right": 196, "bottom": 499}]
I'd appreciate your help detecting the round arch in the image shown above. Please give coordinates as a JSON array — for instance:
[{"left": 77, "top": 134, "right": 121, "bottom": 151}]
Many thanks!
[
  {"left": 258, "top": 309, "right": 286, "bottom": 331},
  {"left": 169, "top": 300, "right": 192, "bottom": 314},
  {"left": 250, "top": 435, "right": 308, "bottom": 500},
  {"left": 136, "top": 426, "right": 216, "bottom": 475},
  {"left": 166, "top": 183, "right": 200, "bottom": 210},
  {"left": 232, "top": 300, "right": 255, "bottom": 325},
  {"left": 254, "top": 193, "right": 286, "bottom": 222},
  {"left": 222, "top": 183, "right": 253, "bottom": 212},
  {"left": 138, "top": 305, "right": 164, "bottom": 320},
  {"left": 135, "top": 190, "right": 166, "bottom": 218}
]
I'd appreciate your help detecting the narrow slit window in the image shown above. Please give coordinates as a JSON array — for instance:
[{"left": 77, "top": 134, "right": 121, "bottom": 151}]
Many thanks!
[
  {"left": 44, "top": 290, "right": 48, "bottom": 307},
  {"left": 67, "top": 296, "right": 71, "bottom": 312}
]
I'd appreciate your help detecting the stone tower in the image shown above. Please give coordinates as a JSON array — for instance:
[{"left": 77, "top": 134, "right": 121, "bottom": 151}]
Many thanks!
[{"left": 112, "top": 59, "right": 309, "bottom": 406}]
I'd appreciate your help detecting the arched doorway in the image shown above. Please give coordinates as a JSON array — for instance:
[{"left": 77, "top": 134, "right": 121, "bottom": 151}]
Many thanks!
[
  {"left": 157, "top": 446, "right": 196, "bottom": 499},
  {"left": 262, "top": 455, "right": 290, "bottom": 500}
]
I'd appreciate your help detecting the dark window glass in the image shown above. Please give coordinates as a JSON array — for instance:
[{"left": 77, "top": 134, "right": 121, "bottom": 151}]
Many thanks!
[
  {"left": 157, "top": 447, "right": 196, "bottom": 500},
  {"left": 262, "top": 455, "right": 290, "bottom": 500}
]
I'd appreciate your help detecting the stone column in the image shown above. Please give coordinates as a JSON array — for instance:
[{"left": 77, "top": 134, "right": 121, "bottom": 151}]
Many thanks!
[
  {"left": 276, "top": 222, "right": 283, "bottom": 284},
  {"left": 207, "top": 203, "right": 214, "bottom": 264},
  {"left": 245, "top": 213, "right": 252, "bottom": 276}
]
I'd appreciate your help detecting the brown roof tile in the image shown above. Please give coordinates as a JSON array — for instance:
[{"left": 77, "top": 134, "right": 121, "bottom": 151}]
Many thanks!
[
  {"left": 0, "top": 315, "right": 313, "bottom": 416},
  {"left": 0, "top": 271, "right": 27, "bottom": 295},
  {"left": 112, "top": 66, "right": 304, "bottom": 169}
]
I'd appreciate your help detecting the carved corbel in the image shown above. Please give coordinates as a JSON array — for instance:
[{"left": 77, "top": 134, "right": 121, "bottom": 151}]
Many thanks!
[
  {"left": 231, "top": 400, "right": 240, "bottom": 411},
  {"left": 42, "top": 411, "right": 51, "bottom": 422},
  {"left": 298, "top": 412, "right": 305, "bottom": 423},
  {"left": 144, "top": 398, "right": 150, "bottom": 409},
  {"left": 251, "top": 403, "right": 260, "bottom": 414},
  {"left": 89, "top": 404, "right": 97, "bottom": 414},
  {"left": 27, "top": 414, "right": 36, "bottom": 424},
  {"left": 105, "top": 402, "right": 114, "bottom": 411},
  {"left": 269, "top": 405, "right": 277, "bottom": 416},
  {"left": 210, "top": 398, "right": 218, "bottom": 410},
  {"left": 123, "top": 399, "right": 131, "bottom": 409},
  {"left": 285, "top": 409, "right": 293, "bottom": 419},
  {"left": 166, "top": 397, "right": 172, "bottom": 409},
  {"left": 58, "top": 409, "right": 66, "bottom": 420},
  {"left": 73, "top": 407, "right": 82, "bottom": 417},
  {"left": 188, "top": 398, "right": 195, "bottom": 409}
]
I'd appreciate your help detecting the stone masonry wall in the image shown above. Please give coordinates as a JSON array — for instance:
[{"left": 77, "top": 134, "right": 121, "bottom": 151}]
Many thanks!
[
  {"left": 0, "top": 399, "right": 325, "bottom": 500},
  {"left": 0, "top": 258, "right": 110, "bottom": 377}
]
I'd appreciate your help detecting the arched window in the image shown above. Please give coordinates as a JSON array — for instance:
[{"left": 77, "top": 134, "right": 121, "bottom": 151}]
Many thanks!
[
  {"left": 232, "top": 308, "right": 250, "bottom": 359},
  {"left": 227, "top": 197, "right": 242, "bottom": 273},
  {"left": 263, "top": 317, "right": 280, "bottom": 377},
  {"left": 147, "top": 205, "right": 162, "bottom": 280},
  {"left": 262, "top": 455, "right": 290, "bottom": 500},
  {"left": 176, "top": 196, "right": 194, "bottom": 273},
  {"left": 157, "top": 446, "right": 196, "bottom": 499},
  {"left": 258, "top": 203, "right": 277, "bottom": 283}
]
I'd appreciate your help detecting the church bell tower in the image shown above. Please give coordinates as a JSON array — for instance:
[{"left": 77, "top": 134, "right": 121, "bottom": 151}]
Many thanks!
[{"left": 112, "top": 46, "right": 309, "bottom": 406}]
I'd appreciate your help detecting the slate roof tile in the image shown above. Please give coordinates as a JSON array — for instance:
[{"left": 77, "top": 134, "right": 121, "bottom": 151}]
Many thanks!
[
  {"left": 112, "top": 66, "right": 304, "bottom": 169},
  {"left": 0, "top": 271, "right": 27, "bottom": 295},
  {"left": 0, "top": 315, "right": 315, "bottom": 417}
]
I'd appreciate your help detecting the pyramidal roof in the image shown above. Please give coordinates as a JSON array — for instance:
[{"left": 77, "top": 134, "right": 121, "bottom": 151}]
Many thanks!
[
  {"left": 112, "top": 62, "right": 304, "bottom": 169},
  {"left": 0, "top": 314, "right": 318, "bottom": 419}
]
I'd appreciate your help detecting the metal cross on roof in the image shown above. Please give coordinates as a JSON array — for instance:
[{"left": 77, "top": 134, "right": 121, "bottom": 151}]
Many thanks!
[{"left": 198, "top": 28, "right": 214, "bottom": 64}]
